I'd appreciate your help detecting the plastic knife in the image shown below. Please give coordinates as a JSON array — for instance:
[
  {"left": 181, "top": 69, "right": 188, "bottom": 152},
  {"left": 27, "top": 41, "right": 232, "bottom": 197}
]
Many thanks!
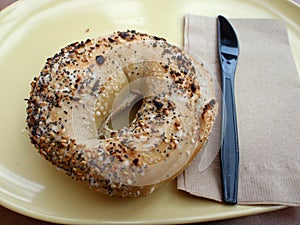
[{"left": 217, "top": 15, "right": 240, "bottom": 205}]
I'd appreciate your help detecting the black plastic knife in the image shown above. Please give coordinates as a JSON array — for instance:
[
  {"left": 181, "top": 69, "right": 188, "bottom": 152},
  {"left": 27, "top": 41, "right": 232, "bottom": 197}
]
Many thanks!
[{"left": 217, "top": 15, "right": 240, "bottom": 205}]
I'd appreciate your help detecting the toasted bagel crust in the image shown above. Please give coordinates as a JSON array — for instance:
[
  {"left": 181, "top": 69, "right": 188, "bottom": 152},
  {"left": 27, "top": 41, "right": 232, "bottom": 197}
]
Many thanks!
[{"left": 26, "top": 30, "right": 217, "bottom": 197}]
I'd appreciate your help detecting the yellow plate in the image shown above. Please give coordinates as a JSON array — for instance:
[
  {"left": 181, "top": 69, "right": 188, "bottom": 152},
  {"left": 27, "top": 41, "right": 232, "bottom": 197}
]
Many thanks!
[{"left": 0, "top": 0, "right": 298, "bottom": 224}]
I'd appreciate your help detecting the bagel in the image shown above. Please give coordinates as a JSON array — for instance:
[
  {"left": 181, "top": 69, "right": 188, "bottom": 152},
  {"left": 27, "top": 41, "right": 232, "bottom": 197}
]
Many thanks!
[{"left": 26, "top": 30, "right": 217, "bottom": 197}]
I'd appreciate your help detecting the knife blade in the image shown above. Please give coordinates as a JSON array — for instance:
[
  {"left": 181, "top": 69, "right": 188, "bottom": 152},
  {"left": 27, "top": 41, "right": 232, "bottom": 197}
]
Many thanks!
[{"left": 217, "top": 15, "right": 240, "bottom": 205}]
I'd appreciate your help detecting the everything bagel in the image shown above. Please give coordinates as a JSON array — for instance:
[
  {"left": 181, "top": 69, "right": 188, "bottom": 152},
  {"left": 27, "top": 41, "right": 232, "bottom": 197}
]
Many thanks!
[{"left": 26, "top": 30, "right": 217, "bottom": 197}]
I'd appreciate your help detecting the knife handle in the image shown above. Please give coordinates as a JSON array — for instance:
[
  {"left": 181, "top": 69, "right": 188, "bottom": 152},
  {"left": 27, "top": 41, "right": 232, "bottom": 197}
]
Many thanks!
[{"left": 220, "top": 76, "right": 239, "bottom": 204}]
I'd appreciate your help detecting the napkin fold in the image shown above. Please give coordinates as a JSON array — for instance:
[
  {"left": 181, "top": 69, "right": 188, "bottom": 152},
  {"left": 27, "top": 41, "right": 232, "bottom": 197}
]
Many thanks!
[{"left": 177, "top": 14, "right": 300, "bottom": 206}]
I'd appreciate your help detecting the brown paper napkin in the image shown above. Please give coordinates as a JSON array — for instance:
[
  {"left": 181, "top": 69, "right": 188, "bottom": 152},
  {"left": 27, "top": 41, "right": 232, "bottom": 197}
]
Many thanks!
[{"left": 177, "top": 14, "right": 300, "bottom": 206}]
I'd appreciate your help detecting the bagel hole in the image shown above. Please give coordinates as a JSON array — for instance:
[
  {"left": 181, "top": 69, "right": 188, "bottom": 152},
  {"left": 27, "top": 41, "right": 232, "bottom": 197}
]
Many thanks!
[
  {"left": 97, "top": 93, "right": 144, "bottom": 137},
  {"left": 129, "top": 98, "right": 144, "bottom": 122},
  {"left": 110, "top": 96, "right": 144, "bottom": 129}
]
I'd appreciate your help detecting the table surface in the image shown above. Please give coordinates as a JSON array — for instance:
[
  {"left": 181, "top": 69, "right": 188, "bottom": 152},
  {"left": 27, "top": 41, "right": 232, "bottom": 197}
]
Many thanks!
[{"left": 1, "top": 0, "right": 300, "bottom": 224}]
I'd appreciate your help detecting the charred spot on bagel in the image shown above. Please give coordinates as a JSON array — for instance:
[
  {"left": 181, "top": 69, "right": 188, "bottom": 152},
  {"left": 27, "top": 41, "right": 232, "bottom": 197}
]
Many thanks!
[
  {"left": 191, "top": 82, "right": 197, "bottom": 93},
  {"left": 108, "top": 37, "right": 115, "bottom": 43},
  {"left": 175, "top": 77, "right": 184, "bottom": 84},
  {"left": 119, "top": 31, "right": 129, "bottom": 39},
  {"left": 201, "top": 99, "right": 217, "bottom": 120},
  {"left": 153, "top": 99, "right": 164, "bottom": 110},
  {"left": 117, "top": 31, "right": 136, "bottom": 42},
  {"left": 153, "top": 35, "right": 166, "bottom": 41},
  {"left": 132, "top": 158, "right": 140, "bottom": 166},
  {"left": 163, "top": 64, "right": 169, "bottom": 70}
]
